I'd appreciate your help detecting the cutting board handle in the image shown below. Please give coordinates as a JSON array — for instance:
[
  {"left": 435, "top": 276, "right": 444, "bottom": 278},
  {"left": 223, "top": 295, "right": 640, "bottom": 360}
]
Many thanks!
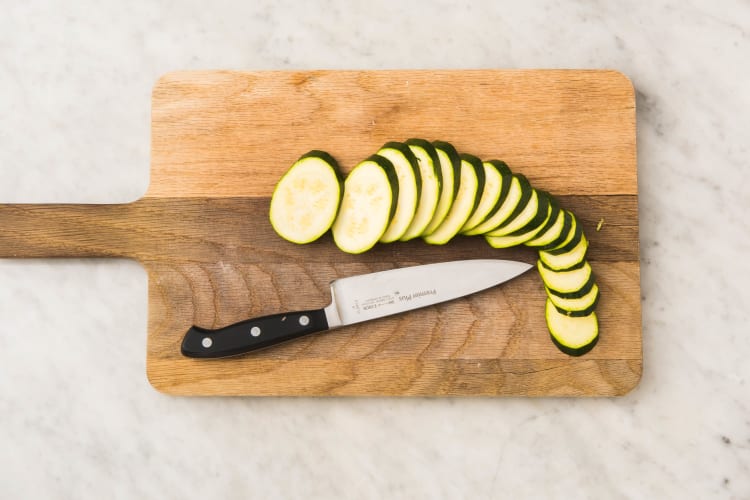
[{"left": 0, "top": 203, "right": 141, "bottom": 259}]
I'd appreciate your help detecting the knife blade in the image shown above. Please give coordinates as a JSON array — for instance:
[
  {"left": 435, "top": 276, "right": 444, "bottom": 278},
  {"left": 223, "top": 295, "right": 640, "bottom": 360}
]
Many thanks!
[{"left": 181, "top": 259, "right": 532, "bottom": 358}]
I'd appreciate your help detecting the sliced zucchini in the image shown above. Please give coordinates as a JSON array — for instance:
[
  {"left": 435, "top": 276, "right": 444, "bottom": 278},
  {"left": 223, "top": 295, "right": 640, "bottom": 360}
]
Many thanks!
[
  {"left": 525, "top": 201, "right": 566, "bottom": 248},
  {"left": 460, "top": 160, "right": 506, "bottom": 233},
  {"left": 545, "top": 299, "right": 599, "bottom": 356},
  {"left": 547, "top": 283, "right": 600, "bottom": 317},
  {"left": 485, "top": 185, "right": 542, "bottom": 237},
  {"left": 377, "top": 142, "right": 421, "bottom": 242},
  {"left": 332, "top": 155, "right": 398, "bottom": 254},
  {"left": 463, "top": 160, "right": 513, "bottom": 234},
  {"left": 400, "top": 139, "right": 442, "bottom": 240},
  {"left": 539, "top": 233, "right": 588, "bottom": 270},
  {"left": 535, "top": 210, "right": 576, "bottom": 251},
  {"left": 423, "top": 141, "right": 461, "bottom": 236},
  {"left": 270, "top": 150, "right": 343, "bottom": 244},
  {"left": 465, "top": 174, "right": 531, "bottom": 236},
  {"left": 423, "top": 154, "right": 484, "bottom": 245},
  {"left": 546, "top": 216, "right": 584, "bottom": 255},
  {"left": 485, "top": 191, "right": 553, "bottom": 248},
  {"left": 537, "top": 259, "right": 593, "bottom": 296}
]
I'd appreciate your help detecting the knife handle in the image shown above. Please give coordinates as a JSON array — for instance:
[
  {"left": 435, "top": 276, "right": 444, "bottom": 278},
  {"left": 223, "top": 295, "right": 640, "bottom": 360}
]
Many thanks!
[{"left": 181, "top": 309, "right": 329, "bottom": 358}]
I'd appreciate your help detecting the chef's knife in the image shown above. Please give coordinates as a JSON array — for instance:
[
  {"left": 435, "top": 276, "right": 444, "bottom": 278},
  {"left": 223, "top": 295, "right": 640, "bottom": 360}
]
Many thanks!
[{"left": 181, "top": 259, "right": 532, "bottom": 358}]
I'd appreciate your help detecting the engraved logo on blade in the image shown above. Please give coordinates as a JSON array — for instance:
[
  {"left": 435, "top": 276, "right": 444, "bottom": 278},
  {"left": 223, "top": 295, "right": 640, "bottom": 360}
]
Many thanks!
[
  {"left": 352, "top": 288, "right": 440, "bottom": 316},
  {"left": 397, "top": 288, "right": 437, "bottom": 303}
]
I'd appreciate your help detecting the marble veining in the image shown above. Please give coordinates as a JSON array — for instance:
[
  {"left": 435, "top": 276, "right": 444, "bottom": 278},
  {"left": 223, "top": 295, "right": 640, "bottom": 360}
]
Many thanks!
[{"left": 1, "top": 0, "right": 749, "bottom": 498}]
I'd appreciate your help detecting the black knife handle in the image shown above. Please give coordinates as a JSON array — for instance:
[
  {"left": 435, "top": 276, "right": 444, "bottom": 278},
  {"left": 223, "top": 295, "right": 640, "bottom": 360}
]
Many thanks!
[{"left": 181, "top": 309, "right": 329, "bottom": 358}]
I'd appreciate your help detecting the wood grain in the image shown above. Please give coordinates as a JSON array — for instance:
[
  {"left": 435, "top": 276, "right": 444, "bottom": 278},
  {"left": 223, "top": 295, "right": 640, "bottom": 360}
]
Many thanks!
[
  {"left": 0, "top": 70, "right": 640, "bottom": 396},
  {"left": 150, "top": 70, "right": 637, "bottom": 197}
]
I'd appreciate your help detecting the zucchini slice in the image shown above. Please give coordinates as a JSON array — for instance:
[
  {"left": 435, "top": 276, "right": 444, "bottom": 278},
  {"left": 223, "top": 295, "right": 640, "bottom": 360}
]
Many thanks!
[
  {"left": 400, "top": 139, "right": 442, "bottom": 240},
  {"left": 547, "top": 283, "right": 600, "bottom": 317},
  {"left": 546, "top": 216, "right": 584, "bottom": 255},
  {"left": 269, "top": 150, "right": 343, "bottom": 244},
  {"left": 464, "top": 174, "right": 531, "bottom": 236},
  {"left": 423, "top": 154, "right": 484, "bottom": 245},
  {"left": 462, "top": 160, "right": 513, "bottom": 235},
  {"left": 377, "top": 142, "right": 421, "bottom": 242},
  {"left": 460, "top": 160, "right": 506, "bottom": 233},
  {"left": 535, "top": 210, "right": 576, "bottom": 251},
  {"left": 423, "top": 141, "right": 461, "bottom": 236},
  {"left": 332, "top": 155, "right": 398, "bottom": 254},
  {"left": 537, "top": 259, "right": 593, "bottom": 296},
  {"left": 545, "top": 299, "right": 599, "bottom": 356},
  {"left": 485, "top": 185, "right": 541, "bottom": 237},
  {"left": 485, "top": 191, "right": 553, "bottom": 248},
  {"left": 539, "top": 233, "right": 588, "bottom": 270},
  {"left": 525, "top": 202, "right": 566, "bottom": 248}
]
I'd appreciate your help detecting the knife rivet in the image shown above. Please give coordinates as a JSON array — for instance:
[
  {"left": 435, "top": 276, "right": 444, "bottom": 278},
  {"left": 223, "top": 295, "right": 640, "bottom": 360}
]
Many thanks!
[
  {"left": 201, "top": 337, "right": 212, "bottom": 348},
  {"left": 250, "top": 326, "right": 261, "bottom": 337},
  {"left": 299, "top": 315, "right": 310, "bottom": 326}
]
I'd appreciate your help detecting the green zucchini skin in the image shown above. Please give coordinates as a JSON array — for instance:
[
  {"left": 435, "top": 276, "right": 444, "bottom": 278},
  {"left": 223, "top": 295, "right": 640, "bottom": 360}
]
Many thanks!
[
  {"left": 458, "top": 153, "right": 486, "bottom": 216},
  {"left": 464, "top": 160, "right": 514, "bottom": 233},
  {"left": 485, "top": 192, "right": 553, "bottom": 248},
  {"left": 533, "top": 210, "right": 574, "bottom": 250},
  {"left": 432, "top": 140, "right": 461, "bottom": 200},
  {"left": 546, "top": 271, "right": 597, "bottom": 299},
  {"left": 545, "top": 299, "right": 599, "bottom": 356},
  {"left": 401, "top": 138, "right": 443, "bottom": 240},
  {"left": 484, "top": 174, "right": 533, "bottom": 233},
  {"left": 269, "top": 150, "right": 344, "bottom": 244},
  {"left": 377, "top": 141, "right": 422, "bottom": 242},
  {"left": 298, "top": 150, "right": 340, "bottom": 170},
  {"left": 296, "top": 150, "right": 346, "bottom": 202},
  {"left": 461, "top": 160, "right": 509, "bottom": 234},
  {"left": 524, "top": 193, "right": 559, "bottom": 238},
  {"left": 405, "top": 138, "right": 443, "bottom": 192},
  {"left": 549, "top": 330, "right": 599, "bottom": 356},
  {"left": 547, "top": 285, "right": 600, "bottom": 317},
  {"left": 380, "top": 141, "right": 422, "bottom": 199},
  {"left": 332, "top": 154, "right": 400, "bottom": 254},
  {"left": 547, "top": 218, "right": 584, "bottom": 255},
  {"left": 509, "top": 190, "right": 551, "bottom": 236},
  {"left": 424, "top": 140, "right": 462, "bottom": 236},
  {"left": 539, "top": 258, "right": 588, "bottom": 272},
  {"left": 482, "top": 160, "right": 513, "bottom": 220},
  {"left": 422, "top": 154, "right": 482, "bottom": 245},
  {"left": 368, "top": 154, "right": 401, "bottom": 223}
]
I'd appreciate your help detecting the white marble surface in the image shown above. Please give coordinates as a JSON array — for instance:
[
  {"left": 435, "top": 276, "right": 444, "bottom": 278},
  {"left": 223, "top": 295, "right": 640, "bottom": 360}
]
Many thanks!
[{"left": 1, "top": 0, "right": 749, "bottom": 498}]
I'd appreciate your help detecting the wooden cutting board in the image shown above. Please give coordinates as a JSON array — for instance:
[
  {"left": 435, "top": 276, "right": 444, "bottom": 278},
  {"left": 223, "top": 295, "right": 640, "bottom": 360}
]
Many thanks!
[{"left": 0, "top": 70, "right": 641, "bottom": 396}]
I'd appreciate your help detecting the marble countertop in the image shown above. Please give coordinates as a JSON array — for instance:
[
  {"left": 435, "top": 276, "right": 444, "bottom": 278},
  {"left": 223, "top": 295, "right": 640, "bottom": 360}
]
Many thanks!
[{"left": 1, "top": 1, "right": 748, "bottom": 498}]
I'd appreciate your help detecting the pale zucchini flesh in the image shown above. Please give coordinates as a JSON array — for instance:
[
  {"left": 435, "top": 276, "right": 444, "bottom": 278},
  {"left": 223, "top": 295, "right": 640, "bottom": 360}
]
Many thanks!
[
  {"left": 547, "top": 216, "right": 583, "bottom": 255},
  {"left": 547, "top": 283, "right": 600, "bottom": 317},
  {"left": 485, "top": 198, "right": 552, "bottom": 248},
  {"left": 480, "top": 160, "right": 513, "bottom": 220},
  {"left": 460, "top": 160, "right": 504, "bottom": 233},
  {"left": 377, "top": 142, "right": 421, "bottom": 242},
  {"left": 539, "top": 233, "right": 589, "bottom": 270},
  {"left": 541, "top": 211, "right": 579, "bottom": 253},
  {"left": 400, "top": 139, "right": 442, "bottom": 240},
  {"left": 464, "top": 174, "right": 529, "bottom": 235},
  {"left": 332, "top": 155, "right": 398, "bottom": 254},
  {"left": 545, "top": 299, "right": 599, "bottom": 356},
  {"left": 486, "top": 188, "right": 540, "bottom": 237},
  {"left": 269, "top": 151, "right": 343, "bottom": 244},
  {"left": 537, "top": 259, "right": 593, "bottom": 295},
  {"left": 423, "top": 155, "right": 481, "bottom": 245},
  {"left": 526, "top": 204, "right": 566, "bottom": 248},
  {"left": 423, "top": 141, "right": 461, "bottom": 235}
]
